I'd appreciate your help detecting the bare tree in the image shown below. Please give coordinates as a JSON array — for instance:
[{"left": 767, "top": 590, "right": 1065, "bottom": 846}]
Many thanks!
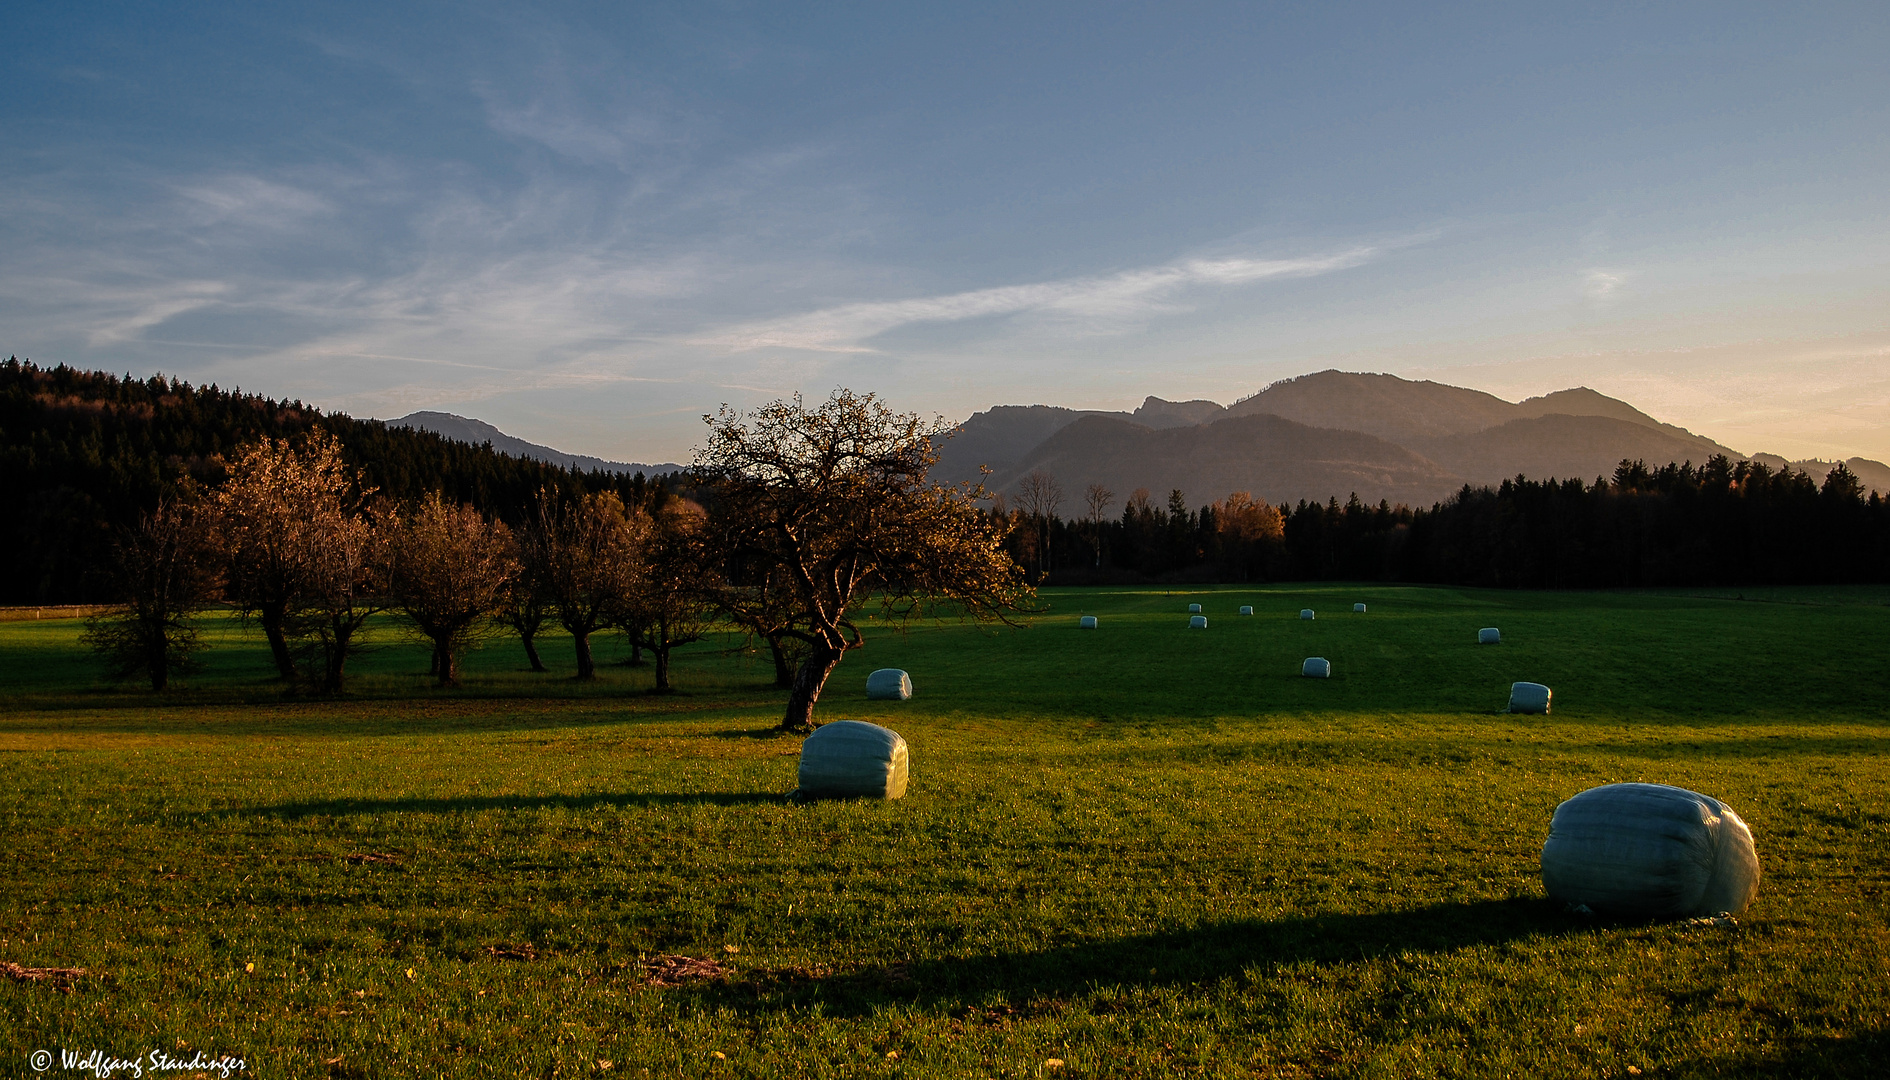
[
  {"left": 495, "top": 503, "right": 557, "bottom": 672},
  {"left": 1084, "top": 483, "right": 1114, "bottom": 569},
  {"left": 540, "top": 489, "right": 649, "bottom": 680},
  {"left": 285, "top": 500, "right": 389, "bottom": 694},
  {"left": 387, "top": 494, "right": 520, "bottom": 687},
  {"left": 698, "top": 389, "right": 1033, "bottom": 732},
  {"left": 623, "top": 497, "right": 719, "bottom": 693},
  {"left": 211, "top": 432, "right": 369, "bottom": 679},
  {"left": 1014, "top": 469, "right": 1063, "bottom": 580},
  {"left": 81, "top": 498, "right": 222, "bottom": 691}
]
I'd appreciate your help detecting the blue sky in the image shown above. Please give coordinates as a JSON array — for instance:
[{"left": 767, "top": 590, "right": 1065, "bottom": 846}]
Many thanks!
[{"left": 5, "top": 1, "right": 1888, "bottom": 462}]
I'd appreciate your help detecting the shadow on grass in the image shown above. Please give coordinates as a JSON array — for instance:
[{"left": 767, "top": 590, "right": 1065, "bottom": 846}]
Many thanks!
[
  {"left": 698, "top": 896, "right": 1587, "bottom": 1017},
  {"left": 236, "top": 790, "right": 788, "bottom": 818},
  {"left": 1670, "top": 1028, "right": 1890, "bottom": 1078}
]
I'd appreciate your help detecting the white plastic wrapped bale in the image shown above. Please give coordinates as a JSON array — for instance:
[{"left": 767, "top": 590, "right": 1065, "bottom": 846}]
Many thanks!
[
  {"left": 1188, "top": 603, "right": 1203, "bottom": 613},
  {"left": 1353, "top": 603, "right": 1367, "bottom": 613},
  {"left": 1239, "top": 605, "right": 1254, "bottom": 615},
  {"left": 1302, "top": 657, "right": 1331, "bottom": 678},
  {"left": 865, "top": 668, "right": 913, "bottom": 701},
  {"left": 1508, "top": 681, "right": 1551, "bottom": 714},
  {"left": 1300, "top": 609, "right": 1315, "bottom": 620},
  {"left": 1079, "top": 615, "right": 1098, "bottom": 629},
  {"left": 1540, "top": 782, "right": 1761, "bottom": 918},
  {"left": 797, "top": 720, "right": 910, "bottom": 800},
  {"left": 1189, "top": 615, "right": 1208, "bottom": 629},
  {"left": 1479, "top": 627, "right": 1501, "bottom": 644}
]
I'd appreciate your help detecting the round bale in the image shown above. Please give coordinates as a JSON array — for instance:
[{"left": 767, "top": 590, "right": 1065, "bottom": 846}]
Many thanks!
[
  {"left": 1508, "top": 681, "right": 1551, "bottom": 714},
  {"left": 866, "top": 668, "right": 913, "bottom": 701},
  {"left": 1540, "top": 782, "right": 1760, "bottom": 918},
  {"left": 1302, "top": 657, "right": 1331, "bottom": 678},
  {"left": 1079, "top": 615, "right": 1098, "bottom": 629},
  {"left": 1478, "top": 627, "right": 1501, "bottom": 644},
  {"left": 1239, "top": 605, "right": 1254, "bottom": 615},
  {"left": 797, "top": 720, "right": 910, "bottom": 800},
  {"left": 1300, "top": 609, "right": 1315, "bottom": 620},
  {"left": 1353, "top": 603, "right": 1367, "bottom": 613},
  {"left": 1189, "top": 615, "right": 1208, "bottom": 629}
]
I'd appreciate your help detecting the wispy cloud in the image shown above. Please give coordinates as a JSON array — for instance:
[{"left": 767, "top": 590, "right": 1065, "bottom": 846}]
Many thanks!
[
  {"left": 1582, "top": 268, "right": 1623, "bottom": 301},
  {"left": 694, "top": 247, "right": 1384, "bottom": 352}
]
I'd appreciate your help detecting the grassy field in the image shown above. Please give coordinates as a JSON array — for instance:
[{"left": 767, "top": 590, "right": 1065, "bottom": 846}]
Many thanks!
[{"left": 2, "top": 585, "right": 1887, "bottom": 1078}]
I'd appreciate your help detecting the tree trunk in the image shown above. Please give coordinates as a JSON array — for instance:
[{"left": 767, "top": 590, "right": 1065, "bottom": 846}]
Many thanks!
[
  {"left": 261, "top": 600, "right": 294, "bottom": 679},
  {"left": 519, "top": 631, "right": 545, "bottom": 673},
  {"left": 573, "top": 628, "right": 595, "bottom": 680},
  {"left": 779, "top": 642, "right": 844, "bottom": 732},
  {"left": 438, "top": 637, "right": 461, "bottom": 688},
  {"left": 651, "top": 642, "right": 672, "bottom": 693},
  {"left": 766, "top": 632, "right": 794, "bottom": 688},
  {"left": 323, "top": 624, "right": 352, "bottom": 694}
]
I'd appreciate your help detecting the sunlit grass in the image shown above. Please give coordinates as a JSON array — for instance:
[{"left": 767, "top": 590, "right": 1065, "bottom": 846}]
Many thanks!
[{"left": 2, "top": 585, "right": 1887, "bottom": 1077}]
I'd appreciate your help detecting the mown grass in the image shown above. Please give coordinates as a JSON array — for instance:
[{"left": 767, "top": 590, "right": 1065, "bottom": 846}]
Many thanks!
[{"left": 2, "top": 585, "right": 1887, "bottom": 1078}]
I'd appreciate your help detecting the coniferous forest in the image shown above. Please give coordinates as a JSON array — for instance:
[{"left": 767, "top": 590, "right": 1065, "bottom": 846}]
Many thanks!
[
  {"left": 5, "top": 357, "right": 1886, "bottom": 605},
  {"left": 0, "top": 359, "right": 669, "bottom": 604}
]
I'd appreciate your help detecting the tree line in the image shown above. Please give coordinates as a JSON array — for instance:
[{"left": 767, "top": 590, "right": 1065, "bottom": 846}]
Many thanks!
[
  {"left": 993, "top": 456, "right": 1890, "bottom": 588},
  {"left": 64, "top": 377, "right": 1029, "bottom": 731}
]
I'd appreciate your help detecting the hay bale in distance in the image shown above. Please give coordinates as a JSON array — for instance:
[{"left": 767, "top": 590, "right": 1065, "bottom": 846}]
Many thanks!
[
  {"left": 1188, "top": 603, "right": 1203, "bottom": 613},
  {"left": 866, "top": 668, "right": 913, "bottom": 701},
  {"left": 1302, "top": 657, "right": 1331, "bottom": 678},
  {"left": 797, "top": 720, "right": 910, "bottom": 800},
  {"left": 1508, "top": 681, "right": 1551, "bottom": 714},
  {"left": 1300, "top": 609, "right": 1315, "bottom": 620},
  {"left": 1189, "top": 615, "right": 1208, "bottom": 629},
  {"left": 1540, "top": 782, "right": 1761, "bottom": 918},
  {"left": 1239, "top": 605, "right": 1254, "bottom": 615},
  {"left": 1479, "top": 627, "right": 1501, "bottom": 644},
  {"left": 1353, "top": 603, "right": 1367, "bottom": 613},
  {"left": 1079, "top": 615, "right": 1098, "bottom": 629}
]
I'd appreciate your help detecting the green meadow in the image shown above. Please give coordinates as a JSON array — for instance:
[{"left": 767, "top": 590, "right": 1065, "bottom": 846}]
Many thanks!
[{"left": 2, "top": 585, "right": 1888, "bottom": 1078}]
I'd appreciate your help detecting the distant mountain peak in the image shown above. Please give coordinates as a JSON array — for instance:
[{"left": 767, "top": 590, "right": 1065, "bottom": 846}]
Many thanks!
[{"left": 387, "top": 411, "right": 682, "bottom": 476}]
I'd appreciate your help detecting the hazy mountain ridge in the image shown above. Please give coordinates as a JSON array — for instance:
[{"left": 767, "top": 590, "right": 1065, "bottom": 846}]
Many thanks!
[
  {"left": 938, "top": 370, "right": 1886, "bottom": 506},
  {"left": 389, "top": 411, "right": 683, "bottom": 476}
]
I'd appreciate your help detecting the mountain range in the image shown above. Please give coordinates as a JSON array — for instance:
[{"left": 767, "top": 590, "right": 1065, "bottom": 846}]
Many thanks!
[
  {"left": 933, "top": 371, "right": 1889, "bottom": 508},
  {"left": 396, "top": 371, "right": 1890, "bottom": 509}
]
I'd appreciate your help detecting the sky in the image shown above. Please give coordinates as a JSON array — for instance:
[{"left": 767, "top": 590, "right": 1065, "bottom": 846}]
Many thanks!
[{"left": 4, "top": 1, "right": 1888, "bottom": 464}]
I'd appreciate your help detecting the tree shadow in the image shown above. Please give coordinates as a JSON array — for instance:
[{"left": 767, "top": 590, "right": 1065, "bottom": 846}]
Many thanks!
[
  {"left": 233, "top": 790, "right": 788, "bottom": 819},
  {"left": 696, "top": 896, "right": 1589, "bottom": 1018}
]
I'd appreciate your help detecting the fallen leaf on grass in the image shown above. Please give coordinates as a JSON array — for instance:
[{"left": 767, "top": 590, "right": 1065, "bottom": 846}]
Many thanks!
[
  {"left": 1, "top": 961, "right": 87, "bottom": 986},
  {"left": 644, "top": 954, "right": 728, "bottom": 987}
]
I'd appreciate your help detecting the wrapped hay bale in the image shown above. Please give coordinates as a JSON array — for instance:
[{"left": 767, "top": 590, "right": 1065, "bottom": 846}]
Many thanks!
[
  {"left": 1239, "top": 605, "right": 1254, "bottom": 615},
  {"left": 1300, "top": 609, "right": 1315, "bottom": 620},
  {"left": 1508, "top": 681, "right": 1551, "bottom": 714},
  {"left": 1079, "top": 615, "right": 1098, "bottom": 629},
  {"left": 797, "top": 720, "right": 910, "bottom": 800},
  {"left": 1188, "top": 603, "right": 1203, "bottom": 613},
  {"left": 1478, "top": 627, "right": 1501, "bottom": 644},
  {"left": 1353, "top": 603, "right": 1367, "bottom": 613},
  {"left": 1189, "top": 615, "right": 1208, "bottom": 629},
  {"left": 1540, "top": 782, "right": 1760, "bottom": 918},
  {"left": 866, "top": 668, "right": 913, "bottom": 701},
  {"left": 1302, "top": 657, "right": 1331, "bottom": 678}
]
